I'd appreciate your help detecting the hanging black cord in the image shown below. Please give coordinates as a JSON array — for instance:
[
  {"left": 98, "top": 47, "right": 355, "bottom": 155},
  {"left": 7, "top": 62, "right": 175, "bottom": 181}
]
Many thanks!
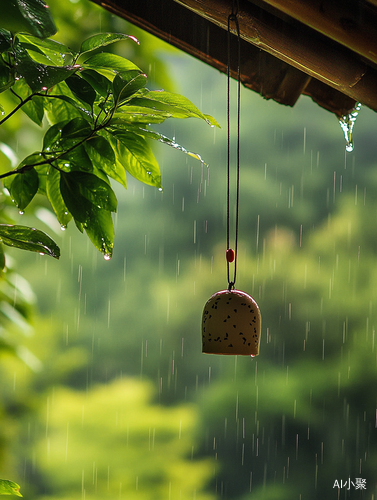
[{"left": 227, "top": 1, "right": 241, "bottom": 291}]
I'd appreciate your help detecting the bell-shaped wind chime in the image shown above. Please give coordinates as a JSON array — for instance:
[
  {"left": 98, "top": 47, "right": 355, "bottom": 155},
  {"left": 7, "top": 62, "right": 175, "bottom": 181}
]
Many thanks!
[{"left": 201, "top": 1, "right": 261, "bottom": 356}]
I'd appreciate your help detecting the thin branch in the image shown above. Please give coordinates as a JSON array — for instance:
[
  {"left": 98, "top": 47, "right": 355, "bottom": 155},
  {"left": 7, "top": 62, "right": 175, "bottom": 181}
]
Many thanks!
[{"left": 0, "top": 92, "right": 37, "bottom": 126}]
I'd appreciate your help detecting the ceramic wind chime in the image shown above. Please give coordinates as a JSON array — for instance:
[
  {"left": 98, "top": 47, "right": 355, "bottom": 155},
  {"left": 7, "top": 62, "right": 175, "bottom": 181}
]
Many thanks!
[{"left": 201, "top": 1, "right": 261, "bottom": 356}]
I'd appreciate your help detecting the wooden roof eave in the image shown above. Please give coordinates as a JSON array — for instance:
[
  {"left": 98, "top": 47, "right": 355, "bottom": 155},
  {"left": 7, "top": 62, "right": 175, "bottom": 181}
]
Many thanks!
[
  {"left": 92, "top": 0, "right": 377, "bottom": 116},
  {"left": 175, "top": 0, "right": 377, "bottom": 114}
]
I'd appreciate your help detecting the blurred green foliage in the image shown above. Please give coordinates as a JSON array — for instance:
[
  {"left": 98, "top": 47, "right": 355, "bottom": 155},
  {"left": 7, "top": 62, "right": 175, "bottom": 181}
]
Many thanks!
[{"left": 32, "top": 379, "right": 214, "bottom": 500}]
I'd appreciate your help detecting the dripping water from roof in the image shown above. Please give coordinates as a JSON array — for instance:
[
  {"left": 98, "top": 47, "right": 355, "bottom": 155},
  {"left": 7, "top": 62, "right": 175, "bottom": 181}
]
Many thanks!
[{"left": 339, "top": 102, "right": 361, "bottom": 152}]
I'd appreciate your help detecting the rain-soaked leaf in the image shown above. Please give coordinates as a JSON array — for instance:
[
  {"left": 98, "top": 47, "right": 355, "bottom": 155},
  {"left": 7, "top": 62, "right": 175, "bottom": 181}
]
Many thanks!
[
  {"left": 43, "top": 90, "right": 92, "bottom": 124},
  {"left": 0, "top": 224, "right": 60, "bottom": 259},
  {"left": 15, "top": 49, "right": 80, "bottom": 92},
  {"left": 0, "top": 478, "right": 22, "bottom": 497},
  {"left": 46, "top": 167, "right": 72, "bottom": 229},
  {"left": 42, "top": 121, "right": 67, "bottom": 152},
  {"left": 0, "top": 59, "right": 14, "bottom": 93},
  {"left": 59, "top": 172, "right": 114, "bottom": 257},
  {"left": 0, "top": 243, "right": 5, "bottom": 271},
  {"left": 83, "top": 53, "right": 141, "bottom": 77},
  {"left": 10, "top": 167, "right": 39, "bottom": 211},
  {"left": 111, "top": 124, "right": 208, "bottom": 165},
  {"left": 0, "top": 29, "right": 12, "bottom": 53},
  {"left": 60, "top": 144, "right": 93, "bottom": 172},
  {"left": 60, "top": 171, "right": 117, "bottom": 214},
  {"left": 1, "top": 0, "right": 56, "bottom": 38},
  {"left": 61, "top": 117, "right": 92, "bottom": 141},
  {"left": 79, "top": 33, "right": 139, "bottom": 55},
  {"left": 110, "top": 130, "right": 161, "bottom": 188},
  {"left": 113, "top": 72, "right": 148, "bottom": 104},
  {"left": 60, "top": 172, "right": 92, "bottom": 224},
  {"left": 80, "top": 69, "right": 111, "bottom": 98},
  {"left": 17, "top": 34, "right": 72, "bottom": 65},
  {"left": 111, "top": 108, "right": 172, "bottom": 125},
  {"left": 11, "top": 78, "right": 44, "bottom": 125},
  {"left": 84, "top": 135, "right": 127, "bottom": 189},
  {"left": 84, "top": 205, "right": 114, "bottom": 259},
  {"left": 65, "top": 74, "right": 96, "bottom": 107},
  {"left": 126, "top": 90, "right": 220, "bottom": 126}
]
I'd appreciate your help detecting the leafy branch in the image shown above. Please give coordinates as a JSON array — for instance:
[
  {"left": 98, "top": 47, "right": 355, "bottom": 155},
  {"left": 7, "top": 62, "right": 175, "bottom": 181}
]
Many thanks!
[{"left": 0, "top": 13, "right": 219, "bottom": 265}]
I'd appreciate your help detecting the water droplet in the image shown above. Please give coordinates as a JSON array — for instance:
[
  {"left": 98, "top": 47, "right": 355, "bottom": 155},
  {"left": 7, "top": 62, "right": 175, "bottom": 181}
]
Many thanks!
[
  {"left": 60, "top": 225, "right": 66, "bottom": 231},
  {"left": 158, "top": 187, "right": 163, "bottom": 192},
  {"left": 339, "top": 102, "right": 361, "bottom": 153},
  {"left": 104, "top": 253, "right": 111, "bottom": 261},
  {"left": 18, "top": 210, "right": 24, "bottom": 215}
]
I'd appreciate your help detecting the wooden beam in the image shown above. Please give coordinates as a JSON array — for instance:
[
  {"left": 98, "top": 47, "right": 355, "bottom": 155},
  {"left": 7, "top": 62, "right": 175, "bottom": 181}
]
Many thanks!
[
  {"left": 174, "top": 0, "right": 377, "bottom": 112},
  {"left": 261, "top": 0, "right": 377, "bottom": 66},
  {"left": 92, "top": 0, "right": 357, "bottom": 116}
]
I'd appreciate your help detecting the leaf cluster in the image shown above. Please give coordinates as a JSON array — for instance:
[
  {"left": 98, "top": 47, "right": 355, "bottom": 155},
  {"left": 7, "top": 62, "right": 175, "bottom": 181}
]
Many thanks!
[{"left": 0, "top": 3, "right": 218, "bottom": 261}]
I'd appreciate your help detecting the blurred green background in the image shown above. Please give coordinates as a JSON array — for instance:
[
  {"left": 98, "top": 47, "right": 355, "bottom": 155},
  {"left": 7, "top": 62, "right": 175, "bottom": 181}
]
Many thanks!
[{"left": 0, "top": 1, "right": 376, "bottom": 499}]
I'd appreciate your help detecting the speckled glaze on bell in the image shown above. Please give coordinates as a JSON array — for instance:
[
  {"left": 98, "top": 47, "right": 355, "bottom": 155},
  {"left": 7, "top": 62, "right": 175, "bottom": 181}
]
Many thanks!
[{"left": 202, "top": 289, "right": 261, "bottom": 355}]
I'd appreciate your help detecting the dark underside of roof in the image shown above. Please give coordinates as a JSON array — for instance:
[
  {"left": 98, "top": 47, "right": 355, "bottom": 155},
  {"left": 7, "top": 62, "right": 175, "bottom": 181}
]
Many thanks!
[{"left": 91, "top": 0, "right": 377, "bottom": 118}]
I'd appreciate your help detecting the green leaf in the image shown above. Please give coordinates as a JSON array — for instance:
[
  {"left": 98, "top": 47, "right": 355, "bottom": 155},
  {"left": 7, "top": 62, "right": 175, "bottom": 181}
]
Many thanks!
[
  {"left": 84, "top": 135, "right": 127, "bottom": 188},
  {"left": 80, "top": 69, "right": 111, "bottom": 98},
  {"left": 0, "top": 243, "right": 6, "bottom": 272},
  {"left": 61, "top": 117, "right": 92, "bottom": 140},
  {"left": 79, "top": 33, "right": 139, "bottom": 55},
  {"left": 59, "top": 175, "right": 94, "bottom": 223},
  {"left": 35, "top": 163, "right": 47, "bottom": 195},
  {"left": 84, "top": 205, "right": 114, "bottom": 259},
  {"left": 113, "top": 72, "right": 148, "bottom": 104},
  {"left": 0, "top": 30, "right": 12, "bottom": 53},
  {"left": 203, "top": 114, "right": 221, "bottom": 128},
  {"left": 126, "top": 90, "right": 220, "bottom": 126},
  {"left": 1, "top": 0, "right": 56, "bottom": 38},
  {"left": 42, "top": 83, "right": 92, "bottom": 124},
  {"left": 0, "top": 225, "right": 60, "bottom": 259},
  {"left": 60, "top": 172, "right": 115, "bottom": 257},
  {"left": 46, "top": 167, "right": 72, "bottom": 229},
  {"left": 113, "top": 124, "right": 208, "bottom": 165},
  {"left": 111, "top": 108, "right": 172, "bottom": 125},
  {"left": 10, "top": 168, "right": 39, "bottom": 211},
  {"left": 60, "top": 171, "right": 117, "bottom": 214},
  {"left": 11, "top": 78, "right": 44, "bottom": 125},
  {"left": 60, "top": 145, "right": 93, "bottom": 172},
  {"left": 0, "top": 63, "right": 14, "bottom": 93},
  {"left": 42, "top": 121, "right": 67, "bottom": 151},
  {"left": 17, "top": 60, "right": 80, "bottom": 93},
  {"left": 110, "top": 131, "right": 161, "bottom": 188},
  {"left": 17, "top": 34, "right": 72, "bottom": 65},
  {"left": 0, "top": 479, "right": 22, "bottom": 497},
  {"left": 83, "top": 53, "right": 141, "bottom": 78},
  {"left": 65, "top": 74, "right": 96, "bottom": 107}
]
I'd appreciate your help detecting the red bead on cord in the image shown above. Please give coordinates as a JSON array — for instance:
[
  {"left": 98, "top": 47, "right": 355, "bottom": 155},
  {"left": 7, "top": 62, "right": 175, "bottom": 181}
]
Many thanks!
[{"left": 226, "top": 248, "right": 235, "bottom": 263}]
